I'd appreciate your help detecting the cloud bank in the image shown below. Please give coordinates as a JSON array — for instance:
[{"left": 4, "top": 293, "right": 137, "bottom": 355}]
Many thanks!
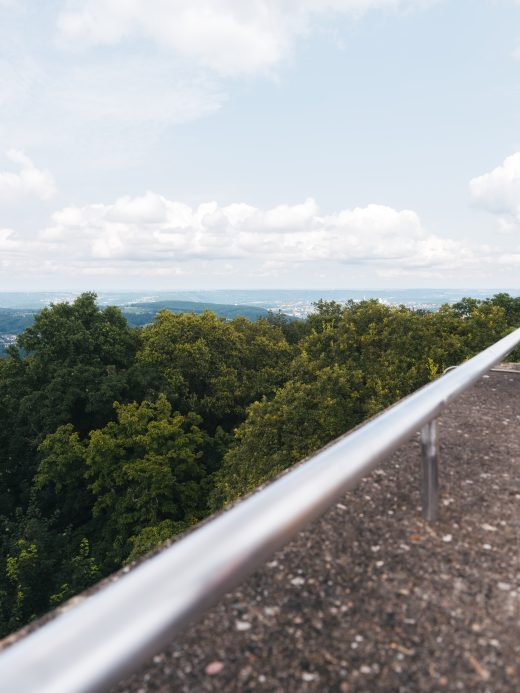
[{"left": 24, "top": 193, "right": 469, "bottom": 280}]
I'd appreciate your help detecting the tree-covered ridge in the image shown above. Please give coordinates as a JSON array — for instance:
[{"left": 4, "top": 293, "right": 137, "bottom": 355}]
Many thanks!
[
  {"left": 0, "top": 299, "right": 274, "bottom": 346},
  {"left": 0, "top": 292, "right": 519, "bottom": 636}
]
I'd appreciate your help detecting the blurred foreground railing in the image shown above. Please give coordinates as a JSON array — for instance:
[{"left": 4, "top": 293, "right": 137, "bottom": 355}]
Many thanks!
[{"left": 1, "top": 327, "right": 520, "bottom": 693}]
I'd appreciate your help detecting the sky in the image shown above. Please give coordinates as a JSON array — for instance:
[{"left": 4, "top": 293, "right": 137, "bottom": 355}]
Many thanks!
[{"left": 1, "top": 0, "right": 520, "bottom": 291}]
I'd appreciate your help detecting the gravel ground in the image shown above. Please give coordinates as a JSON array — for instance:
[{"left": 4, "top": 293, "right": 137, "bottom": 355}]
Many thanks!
[{"left": 114, "top": 370, "right": 520, "bottom": 693}]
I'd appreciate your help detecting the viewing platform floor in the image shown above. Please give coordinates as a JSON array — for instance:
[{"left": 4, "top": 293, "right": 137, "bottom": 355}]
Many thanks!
[{"left": 115, "top": 369, "right": 520, "bottom": 692}]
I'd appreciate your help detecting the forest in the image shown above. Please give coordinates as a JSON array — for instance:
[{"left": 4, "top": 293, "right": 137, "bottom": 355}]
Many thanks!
[{"left": 1, "top": 291, "right": 519, "bottom": 636}]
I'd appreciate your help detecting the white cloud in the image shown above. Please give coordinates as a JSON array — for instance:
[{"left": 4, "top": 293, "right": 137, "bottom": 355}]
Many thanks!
[
  {"left": 469, "top": 152, "right": 520, "bottom": 214},
  {"left": 0, "top": 228, "right": 20, "bottom": 249},
  {"left": 469, "top": 152, "right": 520, "bottom": 226},
  {"left": 32, "top": 193, "right": 471, "bottom": 277},
  {"left": 57, "top": 0, "right": 435, "bottom": 76},
  {"left": 498, "top": 252, "right": 520, "bottom": 266},
  {"left": 0, "top": 150, "right": 57, "bottom": 201}
]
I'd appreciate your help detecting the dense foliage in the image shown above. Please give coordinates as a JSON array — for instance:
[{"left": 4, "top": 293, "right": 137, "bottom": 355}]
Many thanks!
[{"left": 0, "top": 291, "right": 518, "bottom": 635}]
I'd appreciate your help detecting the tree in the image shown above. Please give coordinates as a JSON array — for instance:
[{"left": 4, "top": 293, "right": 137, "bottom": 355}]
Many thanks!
[
  {"left": 0, "top": 293, "right": 140, "bottom": 514},
  {"left": 137, "top": 310, "right": 292, "bottom": 438},
  {"left": 212, "top": 364, "right": 367, "bottom": 505},
  {"left": 37, "top": 395, "right": 205, "bottom": 568}
]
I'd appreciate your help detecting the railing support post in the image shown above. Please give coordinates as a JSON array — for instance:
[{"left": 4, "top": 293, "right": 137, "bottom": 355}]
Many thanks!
[{"left": 420, "top": 419, "right": 439, "bottom": 522}]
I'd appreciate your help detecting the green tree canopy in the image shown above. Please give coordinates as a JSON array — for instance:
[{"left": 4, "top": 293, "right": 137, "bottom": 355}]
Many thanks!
[{"left": 37, "top": 395, "right": 205, "bottom": 567}]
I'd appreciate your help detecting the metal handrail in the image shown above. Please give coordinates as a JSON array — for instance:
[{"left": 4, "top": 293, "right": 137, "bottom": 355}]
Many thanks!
[{"left": 1, "top": 327, "right": 520, "bottom": 693}]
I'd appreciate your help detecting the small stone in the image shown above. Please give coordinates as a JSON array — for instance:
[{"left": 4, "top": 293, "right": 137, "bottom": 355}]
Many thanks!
[
  {"left": 235, "top": 620, "right": 251, "bottom": 631},
  {"left": 409, "top": 534, "right": 423, "bottom": 542},
  {"left": 258, "top": 675, "right": 266, "bottom": 683},
  {"left": 360, "top": 665, "right": 372, "bottom": 674},
  {"left": 266, "top": 560, "right": 278, "bottom": 568},
  {"left": 336, "top": 503, "right": 347, "bottom": 510},
  {"left": 302, "top": 672, "right": 316, "bottom": 681},
  {"left": 375, "top": 560, "right": 384, "bottom": 568},
  {"left": 371, "top": 545, "right": 380, "bottom": 552},
  {"left": 205, "top": 661, "right": 224, "bottom": 676},
  {"left": 290, "top": 576, "right": 305, "bottom": 586},
  {"left": 497, "top": 582, "right": 511, "bottom": 591},
  {"left": 442, "top": 534, "right": 452, "bottom": 543},
  {"left": 481, "top": 523, "right": 497, "bottom": 532},
  {"left": 483, "top": 543, "right": 492, "bottom": 550}
]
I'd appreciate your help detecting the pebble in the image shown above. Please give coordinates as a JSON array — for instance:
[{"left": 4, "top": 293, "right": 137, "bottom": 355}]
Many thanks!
[
  {"left": 290, "top": 576, "right": 305, "bottom": 586},
  {"left": 497, "top": 582, "right": 511, "bottom": 591},
  {"left": 302, "top": 672, "right": 316, "bottom": 681},
  {"left": 205, "top": 661, "right": 224, "bottom": 676},
  {"left": 483, "top": 543, "right": 492, "bottom": 550},
  {"left": 442, "top": 534, "right": 453, "bottom": 542},
  {"left": 235, "top": 620, "right": 251, "bottom": 631},
  {"left": 481, "top": 523, "right": 497, "bottom": 532}
]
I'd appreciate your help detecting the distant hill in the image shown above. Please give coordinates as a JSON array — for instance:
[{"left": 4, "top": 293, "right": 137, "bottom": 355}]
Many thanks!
[
  {"left": 121, "top": 300, "right": 271, "bottom": 325},
  {"left": 0, "top": 308, "right": 39, "bottom": 334},
  {"left": 0, "top": 300, "right": 275, "bottom": 354}
]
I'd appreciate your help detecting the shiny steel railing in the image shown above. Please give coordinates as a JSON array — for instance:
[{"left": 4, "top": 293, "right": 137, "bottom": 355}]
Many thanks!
[{"left": 1, "top": 327, "right": 520, "bottom": 693}]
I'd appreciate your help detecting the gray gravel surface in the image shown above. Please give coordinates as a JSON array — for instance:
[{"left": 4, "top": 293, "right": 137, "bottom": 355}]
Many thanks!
[{"left": 114, "top": 371, "right": 520, "bottom": 693}]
